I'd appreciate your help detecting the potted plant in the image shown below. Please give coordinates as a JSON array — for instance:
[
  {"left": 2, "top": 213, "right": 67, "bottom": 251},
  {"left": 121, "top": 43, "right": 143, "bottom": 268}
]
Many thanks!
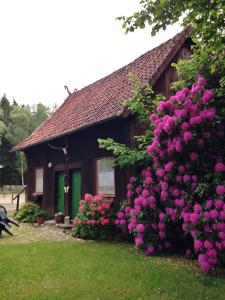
[{"left": 35, "top": 209, "right": 47, "bottom": 225}]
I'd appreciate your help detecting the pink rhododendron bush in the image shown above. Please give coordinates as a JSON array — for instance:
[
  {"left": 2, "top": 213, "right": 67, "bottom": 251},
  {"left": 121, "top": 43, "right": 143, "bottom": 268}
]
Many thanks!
[
  {"left": 71, "top": 194, "right": 116, "bottom": 240},
  {"left": 115, "top": 76, "right": 225, "bottom": 272}
]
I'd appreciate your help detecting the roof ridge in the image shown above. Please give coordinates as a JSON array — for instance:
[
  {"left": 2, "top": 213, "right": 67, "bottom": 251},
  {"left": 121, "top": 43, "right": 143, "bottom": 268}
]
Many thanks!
[
  {"left": 66, "top": 27, "right": 189, "bottom": 100},
  {"left": 14, "top": 27, "right": 190, "bottom": 151}
]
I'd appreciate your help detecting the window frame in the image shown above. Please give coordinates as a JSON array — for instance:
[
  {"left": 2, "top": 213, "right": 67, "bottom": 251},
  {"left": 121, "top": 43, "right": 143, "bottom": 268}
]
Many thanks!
[
  {"left": 34, "top": 167, "right": 44, "bottom": 194},
  {"left": 96, "top": 158, "right": 115, "bottom": 197}
]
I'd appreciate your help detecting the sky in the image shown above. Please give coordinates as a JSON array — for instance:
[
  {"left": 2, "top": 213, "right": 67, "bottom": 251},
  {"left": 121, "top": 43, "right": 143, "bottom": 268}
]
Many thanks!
[{"left": 0, "top": 0, "right": 182, "bottom": 107}]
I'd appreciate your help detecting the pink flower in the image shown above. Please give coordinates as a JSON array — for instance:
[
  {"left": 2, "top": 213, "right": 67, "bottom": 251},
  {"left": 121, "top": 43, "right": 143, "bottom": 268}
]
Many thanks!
[
  {"left": 158, "top": 222, "right": 166, "bottom": 230},
  {"left": 191, "top": 84, "right": 201, "bottom": 94},
  {"left": 134, "top": 197, "right": 143, "bottom": 206},
  {"left": 175, "top": 109, "right": 186, "bottom": 118},
  {"left": 194, "top": 204, "right": 202, "bottom": 213},
  {"left": 156, "top": 168, "right": 165, "bottom": 177},
  {"left": 130, "top": 176, "right": 136, "bottom": 183},
  {"left": 145, "top": 246, "right": 155, "bottom": 255},
  {"left": 183, "top": 174, "right": 191, "bottom": 183},
  {"left": 164, "top": 161, "right": 174, "bottom": 172},
  {"left": 172, "top": 189, "right": 180, "bottom": 197},
  {"left": 204, "top": 240, "right": 213, "bottom": 250},
  {"left": 190, "top": 152, "right": 199, "bottom": 161},
  {"left": 159, "top": 212, "right": 166, "bottom": 221},
  {"left": 214, "top": 200, "right": 224, "bottom": 210},
  {"left": 194, "top": 240, "right": 203, "bottom": 251},
  {"left": 128, "top": 222, "right": 136, "bottom": 231},
  {"left": 125, "top": 206, "right": 131, "bottom": 214},
  {"left": 146, "top": 176, "right": 153, "bottom": 184},
  {"left": 160, "top": 191, "right": 168, "bottom": 202},
  {"left": 142, "top": 189, "right": 150, "bottom": 198},
  {"left": 192, "top": 175, "right": 198, "bottom": 182},
  {"left": 135, "top": 237, "right": 144, "bottom": 247},
  {"left": 127, "top": 191, "right": 134, "bottom": 198},
  {"left": 216, "top": 185, "right": 225, "bottom": 195},
  {"left": 202, "top": 90, "right": 214, "bottom": 103},
  {"left": 183, "top": 131, "right": 192, "bottom": 142},
  {"left": 176, "top": 175, "right": 182, "bottom": 183},
  {"left": 175, "top": 140, "right": 183, "bottom": 152},
  {"left": 181, "top": 122, "right": 190, "bottom": 132},
  {"left": 117, "top": 211, "right": 124, "bottom": 219},
  {"left": 197, "top": 75, "right": 206, "bottom": 86},
  {"left": 114, "top": 219, "right": 120, "bottom": 225},
  {"left": 127, "top": 183, "right": 133, "bottom": 190},
  {"left": 210, "top": 210, "right": 219, "bottom": 220},
  {"left": 136, "top": 224, "right": 145, "bottom": 233},
  {"left": 190, "top": 213, "right": 200, "bottom": 225},
  {"left": 120, "top": 219, "right": 126, "bottom": 226},
  {"left": 135, "top": 187, "right": 142, "bottom": 194},
  {"left": 214, "top": 162, "right": 225, "bottom": 173},
  {"left": 206, "top": 199, "right": 213, "bottom": 209},
  {"left": 150, "top": 113, "right": 158, "bottom": 122},
  {"left": 198, "top": 254, "right": 211, "bottom": 272},
  {"left": 189, "top": 116, "right": 202, "bottom": 126}
]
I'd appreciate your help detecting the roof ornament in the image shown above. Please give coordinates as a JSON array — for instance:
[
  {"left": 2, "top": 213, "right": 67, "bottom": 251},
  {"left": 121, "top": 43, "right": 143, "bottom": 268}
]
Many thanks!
[
  {"left": 64, "top": 85, "right": 72, "bottom": 95},
  {"left": 48, "top": 142, "right": 68, "bottom": 156}
]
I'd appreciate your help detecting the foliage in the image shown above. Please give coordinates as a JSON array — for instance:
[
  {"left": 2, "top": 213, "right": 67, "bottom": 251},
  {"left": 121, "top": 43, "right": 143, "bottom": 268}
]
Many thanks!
[
  {"left": 115, "top": 76, "right": 225, "bottom": 272},
  {"left": 0, "top": 95, "right": 51, "bottom": 184},
  {"left": 14, "top": 202, "right": 47, "bottom": 223},
  {"left": 71, "top": 194, "right": 116, "bottom": 240},
  {"left": 118, "top": 0, "right": 225, "bottom": 95},
  {"left": 98, "top": 74, "right": 162, "bottom": 168}
]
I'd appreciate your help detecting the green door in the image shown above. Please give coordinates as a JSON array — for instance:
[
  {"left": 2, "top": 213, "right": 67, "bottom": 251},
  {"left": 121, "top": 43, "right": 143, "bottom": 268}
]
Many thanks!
[
  {"left": 56, "top": 172, "right": 65, "bottom": 213},
  {"left": 71, "top": 170, "right": 81, "bottom": 217}
]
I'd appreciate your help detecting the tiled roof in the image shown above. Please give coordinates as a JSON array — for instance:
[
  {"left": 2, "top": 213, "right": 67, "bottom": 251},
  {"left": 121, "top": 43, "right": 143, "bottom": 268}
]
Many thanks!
[{"left": 15, "top": 28, "right": 190, "bottom": 150}]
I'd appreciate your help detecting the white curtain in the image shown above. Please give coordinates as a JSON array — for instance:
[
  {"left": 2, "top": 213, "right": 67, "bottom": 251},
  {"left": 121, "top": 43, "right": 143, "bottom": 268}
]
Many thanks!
[{"left": 97, "top": 159, "right": 115, "bottom": 195}]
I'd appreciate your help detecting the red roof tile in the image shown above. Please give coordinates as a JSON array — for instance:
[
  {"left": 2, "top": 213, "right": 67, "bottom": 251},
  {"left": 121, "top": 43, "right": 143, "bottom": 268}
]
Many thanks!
[{"left": 15, "top": 28, "right": 190, "bottom": 150}]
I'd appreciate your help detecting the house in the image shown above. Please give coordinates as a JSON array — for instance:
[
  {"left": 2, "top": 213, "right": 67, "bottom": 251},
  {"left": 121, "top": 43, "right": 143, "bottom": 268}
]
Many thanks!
[{"left": 14, "top": 28, "right": 191, "bottom": 218}]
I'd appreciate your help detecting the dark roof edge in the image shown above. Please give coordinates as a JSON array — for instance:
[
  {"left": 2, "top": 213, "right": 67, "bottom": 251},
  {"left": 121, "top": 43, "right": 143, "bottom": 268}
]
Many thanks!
[
  {"left": 13, "top": 110, "right": 125, "bottom": 151},
  {"left": 149, "top": 27, "right": 192, "bottom": 87}
]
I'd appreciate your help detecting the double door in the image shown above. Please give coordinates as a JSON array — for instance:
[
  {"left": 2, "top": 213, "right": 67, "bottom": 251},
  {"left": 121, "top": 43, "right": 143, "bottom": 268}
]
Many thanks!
[{"left": 56, "top": 169, "right": 81, "bottom": 217}]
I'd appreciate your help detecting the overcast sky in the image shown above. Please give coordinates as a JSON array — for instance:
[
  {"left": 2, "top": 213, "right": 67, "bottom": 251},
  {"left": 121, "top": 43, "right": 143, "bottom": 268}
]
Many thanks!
[{"left": 0, "top": 0, "right": 182, "bottom": 107}]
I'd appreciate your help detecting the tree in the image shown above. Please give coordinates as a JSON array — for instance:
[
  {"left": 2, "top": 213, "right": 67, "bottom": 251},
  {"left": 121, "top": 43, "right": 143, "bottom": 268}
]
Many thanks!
[
  {"left": 0, "top": 96, "right": 51, "bottom": 185},
  {"left": 30, "top": 103, "right": 50, "bottom": 132},
  {"left": 118, "top": 0, "right": 225, "bottom": 89},
  {"left": 99, "top": 0, "right": 225, "bottom": 168},
  {"left": 98, "top": 75, "right": 163, "bottom": 168}
]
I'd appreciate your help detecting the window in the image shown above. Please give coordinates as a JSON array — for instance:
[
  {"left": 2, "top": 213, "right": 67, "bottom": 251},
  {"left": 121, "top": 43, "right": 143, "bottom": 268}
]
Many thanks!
[
  {"left": 35, "top": 168, "right": 43, "bottom": 193},
  {"left": 96, "top": 158, "right": 115, "bottom": 196}
]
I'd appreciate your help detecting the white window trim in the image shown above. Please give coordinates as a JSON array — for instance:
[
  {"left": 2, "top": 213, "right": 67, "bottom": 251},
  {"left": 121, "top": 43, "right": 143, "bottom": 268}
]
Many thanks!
[
  {"left": 96, "top": 158, "right": 115, "bottom": 197},
  {"left": 35, "top": 167, "right": 44, "bottom": 194}
]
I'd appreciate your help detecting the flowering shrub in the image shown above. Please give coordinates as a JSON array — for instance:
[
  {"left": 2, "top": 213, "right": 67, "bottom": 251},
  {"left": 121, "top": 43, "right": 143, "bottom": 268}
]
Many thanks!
[
  {"left": 115, "top": 76, "right": 225, "bottom": 272},
  {"left": 71, "top": 194, "right": 116, "bottom": 240}
]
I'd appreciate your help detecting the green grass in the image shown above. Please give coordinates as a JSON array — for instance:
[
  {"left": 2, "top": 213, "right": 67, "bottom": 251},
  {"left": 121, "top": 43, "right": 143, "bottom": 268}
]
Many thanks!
[{"left": 0, "top": 241, "right": 224, "bottom": 300}]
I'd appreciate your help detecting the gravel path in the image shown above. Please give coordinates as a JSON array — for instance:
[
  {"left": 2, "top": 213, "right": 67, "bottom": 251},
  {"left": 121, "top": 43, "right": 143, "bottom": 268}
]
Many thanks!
[{"left": 0, "top": 222, "right": 76, "bottom": 244}]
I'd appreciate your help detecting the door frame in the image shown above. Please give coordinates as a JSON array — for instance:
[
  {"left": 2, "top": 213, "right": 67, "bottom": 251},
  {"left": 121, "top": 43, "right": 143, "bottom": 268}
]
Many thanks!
[
  {"left": 53, "top": 162, "right": 82, "bottom": 216},
  {"left": 69, "top": 168, "right": 82, "bottom": 218}
]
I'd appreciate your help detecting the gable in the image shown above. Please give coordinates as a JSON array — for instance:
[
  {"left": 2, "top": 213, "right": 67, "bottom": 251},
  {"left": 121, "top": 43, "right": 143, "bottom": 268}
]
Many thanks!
[{"left": 14, "top": 28, "right": 191, "bottom": 151}]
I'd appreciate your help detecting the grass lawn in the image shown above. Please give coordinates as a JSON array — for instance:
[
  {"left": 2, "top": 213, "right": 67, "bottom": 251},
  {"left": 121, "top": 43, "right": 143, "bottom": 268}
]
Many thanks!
[{"left": 0, "top": 238, "right": 225, "bottom": 300}]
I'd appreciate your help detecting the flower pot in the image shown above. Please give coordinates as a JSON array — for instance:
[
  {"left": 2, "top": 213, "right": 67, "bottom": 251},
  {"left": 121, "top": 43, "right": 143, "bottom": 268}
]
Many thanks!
[
  {"left": 36, "top": 216, "right": 45, "bottom": 225},
  {"left": 54, "top": 213, "right": 64, "bottom": 224}
]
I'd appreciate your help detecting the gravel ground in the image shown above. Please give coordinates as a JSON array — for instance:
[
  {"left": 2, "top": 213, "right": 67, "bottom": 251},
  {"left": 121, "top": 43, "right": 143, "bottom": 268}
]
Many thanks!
[
  {"left": 0, "top": 193, "right": 25, "bottom": 211},
  {"left": 0, "top": 222, "right": 75, "bottom": 244}
]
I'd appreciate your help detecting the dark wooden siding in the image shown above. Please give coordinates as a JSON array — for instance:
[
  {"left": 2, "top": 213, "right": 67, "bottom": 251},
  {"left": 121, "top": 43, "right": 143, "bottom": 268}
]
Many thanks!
[
  {"left": 25, "top": 117, "right": 131, "bottom": 217},
  {"left": 24, "top": 40, "right": 192, "bottom": 217}
]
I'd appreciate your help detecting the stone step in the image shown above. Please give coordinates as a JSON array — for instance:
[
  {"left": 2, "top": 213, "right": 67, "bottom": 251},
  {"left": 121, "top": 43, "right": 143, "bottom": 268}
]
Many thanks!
[{"left": 55, "top": 223, "right": 73, "bottom": 230}]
